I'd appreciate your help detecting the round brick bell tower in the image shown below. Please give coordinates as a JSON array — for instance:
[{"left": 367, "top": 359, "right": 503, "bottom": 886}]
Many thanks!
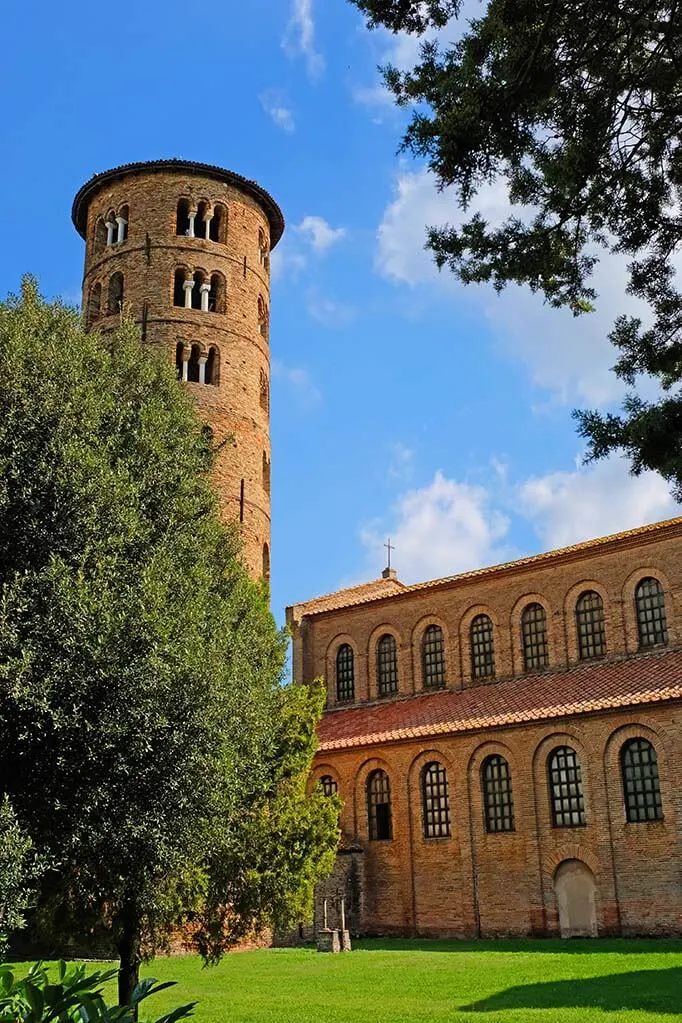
[{"left": 72, "top": 160, "right": 283, "bottom": 583}]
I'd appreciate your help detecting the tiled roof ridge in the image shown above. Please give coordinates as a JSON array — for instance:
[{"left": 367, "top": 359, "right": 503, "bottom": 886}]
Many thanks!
[
  {"left": 293, "top": 516, "right": 682, "bottom": 619},
  {"left": 290, "top": 575, "right": 407, "bottom": 617},
  {"left": 71, "top": 159, "right": 285, "bottom": 246},
  {"left": 316, "top": 646, "right": 682, "bottom": 752}
]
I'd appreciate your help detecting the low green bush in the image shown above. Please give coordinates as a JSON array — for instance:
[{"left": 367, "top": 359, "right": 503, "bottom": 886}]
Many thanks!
[{"left": 0, "top": 961, "right": 196, "bottom": 1022}]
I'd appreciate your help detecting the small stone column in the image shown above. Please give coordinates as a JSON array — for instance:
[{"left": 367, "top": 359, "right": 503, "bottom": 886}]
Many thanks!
[
  {"left": 203, "top": 213, "right": 213, "bottom": 240},
  {"left": 187, "top": 209, "right": 196, "bottom": 238},
  {"left": 180, "top": 344, "right": 191, "bottom": 383},
  {"left": 115, "top": 215, "right": 127, "bottom": 244},
  {"left": 200, "top": 282, "right": 211, "bottom": 312},
  {"left": 198, "top": 354, "right": 208, "bottom": 385},
  {"left": 183, "top": 278, "right": 194, "bottom": 309},
  {"left": 105, "top": 221, "right": 116, "bottom": 246}
]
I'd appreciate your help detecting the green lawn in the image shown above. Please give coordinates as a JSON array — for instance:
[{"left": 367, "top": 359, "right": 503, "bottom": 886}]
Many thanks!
[{"left": 16, "top": 939, "right": 682, "bottom": 1022}]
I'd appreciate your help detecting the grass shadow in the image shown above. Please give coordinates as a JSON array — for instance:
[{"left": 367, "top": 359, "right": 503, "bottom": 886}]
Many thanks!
[
  {"left": 461, "top": 966, "right": 682, "bottom": 1014},
  {"left": 354, "top": 937, "right": 682, "bottom": 955}
]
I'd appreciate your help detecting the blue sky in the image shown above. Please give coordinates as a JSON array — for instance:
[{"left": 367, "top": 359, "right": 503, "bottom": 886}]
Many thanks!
[{"left": 1, "top": 0, "right": 678, "bottom": 628}]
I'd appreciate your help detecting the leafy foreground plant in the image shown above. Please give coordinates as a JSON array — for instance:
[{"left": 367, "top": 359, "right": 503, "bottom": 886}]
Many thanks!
[{"left": 0, "top": 961, "right": 195, "bottom": 1023}]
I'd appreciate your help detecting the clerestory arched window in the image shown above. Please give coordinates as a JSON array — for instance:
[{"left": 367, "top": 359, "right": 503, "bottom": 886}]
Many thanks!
[
  {"left": 470, "top": 614, "right": 495, "bottom": 679},
  {"left": 422, "top": 625, "right": 445, "bottom": 689},
  {"left": 336, "top": 644, "right": 355, "bottom": 703},
  {"left": 635, "top": 577, "right": 668, "bottom": 648},
  {"left": 521, "top": 603, "right": 549, "bottom": 671},
  {"left": 576, "top": 590, "right": 606, "bottom": 660},
  {"left": 377, "top": 634, "right": 398, "bottom": 696}
]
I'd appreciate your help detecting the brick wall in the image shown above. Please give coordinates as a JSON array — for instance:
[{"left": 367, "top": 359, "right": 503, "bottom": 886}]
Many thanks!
[
  {"left": 310, "top": 704, "right": 682, "bottom": 937},
  {"left": 75, "top": 165, "right": 276, "bottom": 581},
  {"left": 292, "top": 521, "right": 682, "bottom": 937}
]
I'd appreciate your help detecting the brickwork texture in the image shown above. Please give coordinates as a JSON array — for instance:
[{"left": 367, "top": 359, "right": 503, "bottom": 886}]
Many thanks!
[
  {"left": 72, "top": 161, "right": 282, "bottom": 581},
  {"left": 289, "top": 518, "right": 682, "bottom": 938}
]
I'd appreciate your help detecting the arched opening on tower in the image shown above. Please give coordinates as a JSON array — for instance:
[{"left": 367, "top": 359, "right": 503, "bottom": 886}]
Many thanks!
[
  {"left": 175, "top": 341, "right": 185, "bottom": 379},
  {"left": 192, "top": 271, "right": 204, "bottom": 310},
  {"left": 205, "top": 346, "right": 218, "bottom": 385},
  {"left": 211, "top": 203, "right": 227, "bottom": 243},
  {"left": 258, "top": 295, "right": 268, "bottom": 338},
  {"left": 94, "top": 218, "right": 107, "bottom": 254},
  {"left": 108, "top": 272, "right": 124, "bottom": 315},
  {"left": 262, "top": 452, "right": 271, "bottom": 497},
  {"left": 187, "top": 343, "right": 200, "bottom": 383},
  {"left": 259, "top": 369, "right": 269, "bottom": 413},
  {"left": 262, "top": 543, "right": 270, "bottom": 584},
  {"left": 258, "top": 229, "right": 269, "bottom": 271},
  {"left": 209, "top": 273, "right": 225, "bottom": 314},
  {"left": 197, "top": 201, "right": 211, "bottom": 239},
  {"left": 87, "top": 282, "right": 102, "bottom": 326},
  {"left": 173, "top": 269, "right": 188, "bottom": 307},
  {"left": 176, "top": 199, "right": 191, "bottom": 236}
]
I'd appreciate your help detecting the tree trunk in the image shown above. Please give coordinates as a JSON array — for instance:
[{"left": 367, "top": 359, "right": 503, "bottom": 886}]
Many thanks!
[{"left": 118, "top": 905, "right": 142, "bottom": 1017}]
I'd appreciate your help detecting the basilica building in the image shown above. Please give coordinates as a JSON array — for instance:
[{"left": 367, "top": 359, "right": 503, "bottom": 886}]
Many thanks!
[{"left": 287, "top": 517, "right": 682, "bottom": 938}]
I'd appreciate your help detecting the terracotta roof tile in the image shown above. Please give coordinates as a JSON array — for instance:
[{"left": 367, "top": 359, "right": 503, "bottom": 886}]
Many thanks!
[
  {"left": 317, "top": 648, "right": 682, "bottom": 752},
  {"left": 292, "top": 517, "right": 682, "bottom": 620}
]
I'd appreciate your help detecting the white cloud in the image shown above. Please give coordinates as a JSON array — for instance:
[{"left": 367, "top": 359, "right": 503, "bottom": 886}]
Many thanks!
[
  {"left": 361, "top": 470, "right": 512, "bottom": 583},
  {"left": 295, "top": 215, "right": 347, "bottom": 252},
  {"left": 270, "top": 244, "right": 307, "bottom": 283},
  {"left": 259, "top": 91, "right": 295, "bottom": 132},
  {"left": 360, "top": 456, "right": 680, "bottom": 583},
  {"left": 283, "top": 0, "right": 325, "bottom": 78},
  {"left": 388, "top": 441, "right": 415, "bottom": 482},
  {"left": 272, "top": 360, "right": 322, "bottom": 409},
  {"left": 517, "top": 456, "right": 679, "bottom": 550},
  {"left": 375, "top": 167, "right": 658, "bottom": 407},
  {"left": 306, "top": 290, "right": 355, "bottom": 327}
]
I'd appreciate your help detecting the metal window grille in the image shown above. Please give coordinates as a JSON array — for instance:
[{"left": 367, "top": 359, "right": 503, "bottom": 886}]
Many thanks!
[
  {"left": 422, "top": 625, "right": 446, "bottom": 689},
  {"left": 522, "top": 603, "right": 549, "bottom": 671},
  {"left": 576, "top": 590, "right": 607, "bottom": 660},
  {"left": 367, "top": 770, "right": 392, "bottom": 840},
  {"left": 635, "top": 578, "right": 668, "bottom": 648},
  {"left": 320, "top": 775, "right": 338, "bottom": 797},
  {"left": 471, "top": 614, "right": 496, "bottom": 679},
  {"left": 336, "top": 644, "right": 355, "bottom": 703},
  {"left": 422, "top": 762, "right": 451, "bottom": 838},
  {"left": 621, "top": 738, "right": 663, "bottom": 822},
  {"left": 377, "top": 634, "right": 398, "bottom": 696},
  {"left": 548, "top": 746, "right": 586, "bottom": 827},
  {"left": 482, "top": 755, "right": 515, "bottom": 833}
]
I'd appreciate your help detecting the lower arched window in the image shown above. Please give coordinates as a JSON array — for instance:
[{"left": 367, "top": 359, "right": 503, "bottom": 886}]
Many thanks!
[
  {"left": 259, "top": 369, "right": 269, "bottom": 413},
  {"left": 367, "top": 769, "right": 392, "bottom": 840},
  {"left": 635, "top": 577, "right": 668, "bottom": 648},
  {"left": 262, "top": 452, "right": 271, "bottom": 497},
  {"left": 422, "top": 762, "right": 451, "bottom": 838},
  {"left": 377, "top": 634, "right": 398, "bottom": 696},
  {"left": 319, "top": 775, "right": 338, "bottom": 797},
  {"left": 336, "top": 644, "right": 355, "bottom": 702},
  {"left": 262, "top": 543, "right": 270, "bottom": 583},
  {"left": 205, "top": 346, "right": 218, "bottom": 385},
  {"left": 209, "top": 272, "right": 226, "bottom": 314},
  {"left": 482, "top": 755, "right": 515, "bottom": 833},
  {"left": 422, "top": 625, "right": 445, "bottom": 688},
  {"left": 548, "top": 746, "right": 586, "bottom": 827},
  {"left": 621, "top": 738, "right": 663, "bottom": 822}
]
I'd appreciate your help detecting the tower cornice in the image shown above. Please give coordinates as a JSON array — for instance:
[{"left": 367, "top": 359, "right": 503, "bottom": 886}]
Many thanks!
[{"left": 72, "top": 159, "right": 284, "bottom": 247}]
